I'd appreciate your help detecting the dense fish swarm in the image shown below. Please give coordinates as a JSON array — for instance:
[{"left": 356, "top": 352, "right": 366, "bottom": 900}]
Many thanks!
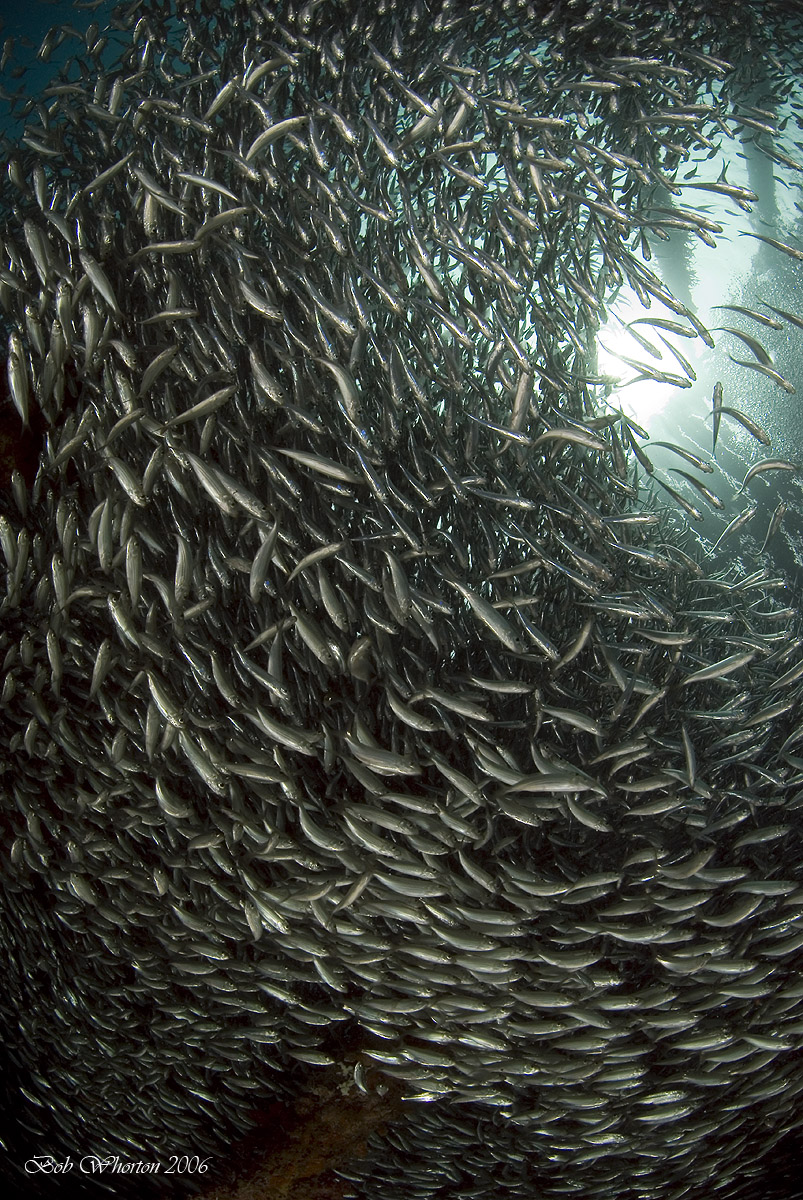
[{"left": 3, "top": 0, "right": 803, "bottom": 1197}]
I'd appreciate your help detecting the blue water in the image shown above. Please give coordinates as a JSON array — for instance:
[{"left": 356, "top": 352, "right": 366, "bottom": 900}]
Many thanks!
[{"left": 0, "top": 0, "right": 104, "bottom": 138}]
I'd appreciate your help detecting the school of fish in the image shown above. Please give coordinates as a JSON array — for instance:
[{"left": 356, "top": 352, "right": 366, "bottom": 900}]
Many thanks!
[{"left": 2, "top": 0, "right": 803, "bottom": 1197}]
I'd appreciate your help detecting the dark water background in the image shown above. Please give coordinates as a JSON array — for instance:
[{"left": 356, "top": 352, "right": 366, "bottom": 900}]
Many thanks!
[{"left": 0, "top": 0, "right": 99, "bottom": 120}]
